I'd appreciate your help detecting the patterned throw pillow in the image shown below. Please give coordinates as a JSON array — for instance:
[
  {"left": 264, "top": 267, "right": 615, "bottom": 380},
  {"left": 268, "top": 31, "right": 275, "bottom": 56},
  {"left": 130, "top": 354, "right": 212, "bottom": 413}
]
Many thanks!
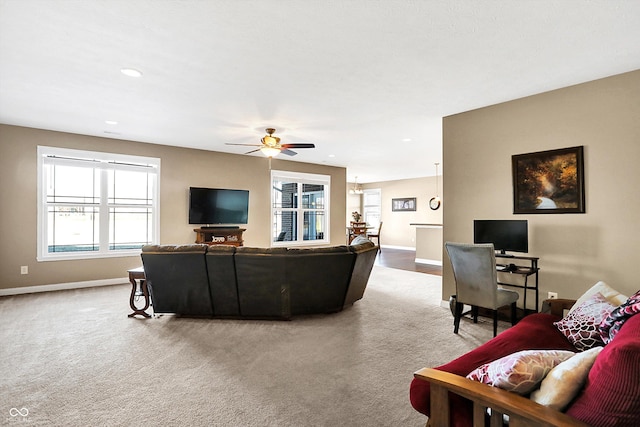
[
  {"left": 554, "top": 292, "right": 616, "bottom": 351},
  {"left": 466, "top": 350, "right": 575, "bottom": 395},
  {"left": 599, "top": 289, "right": 640, "bottom": 344}
]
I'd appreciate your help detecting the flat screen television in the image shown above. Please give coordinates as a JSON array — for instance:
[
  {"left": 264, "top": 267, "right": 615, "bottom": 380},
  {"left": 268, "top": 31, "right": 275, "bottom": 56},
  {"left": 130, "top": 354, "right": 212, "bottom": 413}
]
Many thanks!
[
  {"left": 473, "top": 219, "right": 528, "bottom": 255},
  {"left": 188, "top": 187, "right": 249, "bottom": 225}
]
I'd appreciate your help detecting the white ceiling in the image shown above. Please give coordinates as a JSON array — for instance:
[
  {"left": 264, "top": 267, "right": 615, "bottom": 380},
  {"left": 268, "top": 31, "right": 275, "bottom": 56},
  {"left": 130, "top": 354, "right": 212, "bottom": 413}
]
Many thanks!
[{"left": 1, "top": 1, "right": 639, "bottom": 183}]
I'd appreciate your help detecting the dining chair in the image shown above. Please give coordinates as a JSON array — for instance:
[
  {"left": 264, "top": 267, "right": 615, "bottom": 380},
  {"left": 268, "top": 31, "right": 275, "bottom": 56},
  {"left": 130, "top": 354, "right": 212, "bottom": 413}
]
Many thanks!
[{"left": 366, "top": 221, "right": 382, "bottom": 251}]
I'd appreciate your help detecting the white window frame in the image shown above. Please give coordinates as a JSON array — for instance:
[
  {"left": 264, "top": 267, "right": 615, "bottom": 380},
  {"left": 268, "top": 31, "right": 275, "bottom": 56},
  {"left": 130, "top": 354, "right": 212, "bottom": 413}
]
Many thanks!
[
  {"left": 363, "top": 188, "right": 382, "bottom": 227},
  {"left": 37, "top": 146, "right": 160, "bottom": 261},
  {"left": 271, "top": 170, "right": 330, "bottom": 247}
]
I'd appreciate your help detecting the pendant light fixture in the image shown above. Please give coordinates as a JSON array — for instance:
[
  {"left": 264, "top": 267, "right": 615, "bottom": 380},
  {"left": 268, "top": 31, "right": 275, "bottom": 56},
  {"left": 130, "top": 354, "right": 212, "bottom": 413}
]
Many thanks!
[
  {"left": 429, "top": 162, "right": 441, "bottom": 210},
  {"left": 349, "top": 176, "right": 364, "bottom": 195}
]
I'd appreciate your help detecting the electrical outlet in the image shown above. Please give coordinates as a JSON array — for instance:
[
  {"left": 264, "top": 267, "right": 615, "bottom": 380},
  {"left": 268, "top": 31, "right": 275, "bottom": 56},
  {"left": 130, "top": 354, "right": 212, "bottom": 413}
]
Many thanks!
[
  {"left": 21, "top": 265, "right": 28, "bottom": 275},
  {"left": 548, "top": 292, "right": 558, "bottom": 300}
]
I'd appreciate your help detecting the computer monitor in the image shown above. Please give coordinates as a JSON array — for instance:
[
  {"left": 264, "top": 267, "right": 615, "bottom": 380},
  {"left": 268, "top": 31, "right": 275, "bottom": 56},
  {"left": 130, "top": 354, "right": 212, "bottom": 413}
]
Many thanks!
[{"left": 473, "top": 220, "right": 528, "bottom": 255}]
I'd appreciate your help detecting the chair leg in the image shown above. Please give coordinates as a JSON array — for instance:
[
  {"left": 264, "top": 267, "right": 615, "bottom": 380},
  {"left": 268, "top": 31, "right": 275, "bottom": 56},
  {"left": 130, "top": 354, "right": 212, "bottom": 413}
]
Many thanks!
[
  {"left": 371, "top": 236, "right": 380, "bottom": 251},
  {"left": 493, "top": 310, "right": 498, "bottom": 337},
  {"left": 453, "top": 302, "right": 463, "bottom": 334},
  {"left": 511, "top": 302, "right": 518, "bottom": 326}
]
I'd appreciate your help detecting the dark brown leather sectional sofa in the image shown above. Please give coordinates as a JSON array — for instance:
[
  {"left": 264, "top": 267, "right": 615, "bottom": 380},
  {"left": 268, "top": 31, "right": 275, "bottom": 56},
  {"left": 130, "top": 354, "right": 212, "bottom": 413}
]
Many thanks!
[{"left": 140, "top": 236, "right": 378, "bottom": 319}]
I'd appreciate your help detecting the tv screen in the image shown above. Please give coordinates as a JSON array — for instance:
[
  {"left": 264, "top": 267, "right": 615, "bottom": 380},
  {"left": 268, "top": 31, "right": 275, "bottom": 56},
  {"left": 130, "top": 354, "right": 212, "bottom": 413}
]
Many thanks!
[
  {"left": 473, "top": 220, "right": 528, "bottom": 254},
  {"left": 189, "top": 187, "right": 249, "bottom": 225}
]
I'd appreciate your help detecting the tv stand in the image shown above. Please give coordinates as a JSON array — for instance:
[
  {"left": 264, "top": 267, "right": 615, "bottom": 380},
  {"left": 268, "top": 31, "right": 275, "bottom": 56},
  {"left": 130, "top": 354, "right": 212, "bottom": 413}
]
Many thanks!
[
  {"left": 194, "top": 227, "right": 245, "bottom": 246},
  {"left": 201, "top": 225, "right": 240, "bottom": 229}
]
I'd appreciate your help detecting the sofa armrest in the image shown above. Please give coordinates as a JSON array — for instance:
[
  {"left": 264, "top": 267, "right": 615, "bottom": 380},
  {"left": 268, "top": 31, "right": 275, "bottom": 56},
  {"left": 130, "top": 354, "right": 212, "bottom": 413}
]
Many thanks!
[
  {"left": 541, "top": 298, "right": 577, "bottom": 317},
  {"left": 413, "top": 368, "right": 588, "bottom": 427}
]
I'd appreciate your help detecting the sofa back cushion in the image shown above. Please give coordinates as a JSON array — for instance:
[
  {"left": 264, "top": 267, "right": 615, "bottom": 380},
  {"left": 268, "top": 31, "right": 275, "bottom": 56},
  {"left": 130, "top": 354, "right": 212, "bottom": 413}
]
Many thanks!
[
  {"left": 344, "top": 238, "right": 377, "bottom": 307},
  {"left": 206, "top": 245, "right": 239, "bottom": 316},
  {"left": 235, "top": 247, "right": 290, "bottom": 318},
  {"left": 565, "top": 312, "right": 640, "bottom": 425},
  {"left": 141, "top": 244, "right": 212, "bottom": 316},
  {"left": 285, "top": 246, "right": 354, "bottom": 315}
]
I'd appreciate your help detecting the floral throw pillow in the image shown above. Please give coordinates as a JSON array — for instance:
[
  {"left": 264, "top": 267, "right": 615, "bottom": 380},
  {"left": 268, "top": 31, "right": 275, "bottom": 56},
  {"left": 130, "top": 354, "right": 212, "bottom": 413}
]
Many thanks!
[
  {"left": 554, "top": 292, "right": 616, "bottom": 351},
  {"left": 466, "top": 350, "right": 575, "bottom": 395},
  {"left": 599, "top": 289, "right": 640, "bottom": 344}
]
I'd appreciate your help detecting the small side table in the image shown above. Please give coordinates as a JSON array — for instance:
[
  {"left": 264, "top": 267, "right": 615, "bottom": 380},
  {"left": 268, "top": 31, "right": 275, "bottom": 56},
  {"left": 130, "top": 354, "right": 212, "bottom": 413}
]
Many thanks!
[{"left": 128, "top": 266, "right": 151, "bottom": 318}]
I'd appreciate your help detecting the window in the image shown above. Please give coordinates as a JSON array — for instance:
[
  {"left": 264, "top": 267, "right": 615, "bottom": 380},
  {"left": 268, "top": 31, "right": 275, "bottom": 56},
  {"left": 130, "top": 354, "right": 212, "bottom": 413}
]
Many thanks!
[
  {"left": 363, "top": 188, "right": 381, "bottom": 227},
  {"left": 271, "top": 170, "right": 330, "bottom": 246},
  {"left": 37, "top": 146, "right": 160, "bottom": 261}
]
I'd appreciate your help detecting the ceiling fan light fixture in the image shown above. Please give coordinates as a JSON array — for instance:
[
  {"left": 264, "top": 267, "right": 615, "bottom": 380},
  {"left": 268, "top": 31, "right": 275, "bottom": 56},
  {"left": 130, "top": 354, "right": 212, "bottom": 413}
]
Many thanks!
[
  {"left": 261, "top": 135, "right": 280, "bottom": 147},
  {"left": 260, "top": 146, "right": 281, "bottom": 157},
  {"left": 261, "top": 128, "right": 281, "bottom": 147}
]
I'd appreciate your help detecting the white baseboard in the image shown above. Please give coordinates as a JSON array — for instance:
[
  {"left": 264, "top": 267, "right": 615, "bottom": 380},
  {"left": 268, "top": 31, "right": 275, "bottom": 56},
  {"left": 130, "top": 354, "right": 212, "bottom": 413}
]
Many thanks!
[
  {"left": 0, "top": 277, "right": 128, "bottom": 296},
  {"left": 380, "top": 244, "right": 415, "bottom": 251},
  {"left": 415, "top": 258, "right": 442, "bottom": 266}
]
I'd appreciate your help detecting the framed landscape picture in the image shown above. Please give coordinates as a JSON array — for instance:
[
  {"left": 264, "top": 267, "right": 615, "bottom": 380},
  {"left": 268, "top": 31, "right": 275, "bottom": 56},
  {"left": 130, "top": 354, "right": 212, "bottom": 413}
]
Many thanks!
[
  {"left": 512, "top": 146, "right": 585, "bottom": 214},
  {"left": 392, "top": 197, "right": 416, "bottom": 211}
]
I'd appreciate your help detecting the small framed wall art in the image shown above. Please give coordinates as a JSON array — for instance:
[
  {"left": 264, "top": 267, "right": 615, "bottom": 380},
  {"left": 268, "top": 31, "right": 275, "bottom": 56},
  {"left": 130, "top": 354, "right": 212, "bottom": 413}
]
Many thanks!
[
  {"left": 392, "top": 197, "right": 416, "bottom": 212},
  {"left": 512, "top": 146, "right": 585, "bottom": 214}
]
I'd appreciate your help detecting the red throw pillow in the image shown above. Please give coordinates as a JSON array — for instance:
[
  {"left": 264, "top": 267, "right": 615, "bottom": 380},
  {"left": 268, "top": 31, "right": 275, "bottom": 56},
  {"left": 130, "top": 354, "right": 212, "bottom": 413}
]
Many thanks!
[{"left": 565, "top": 313, "right": 640, "bottom": 426}]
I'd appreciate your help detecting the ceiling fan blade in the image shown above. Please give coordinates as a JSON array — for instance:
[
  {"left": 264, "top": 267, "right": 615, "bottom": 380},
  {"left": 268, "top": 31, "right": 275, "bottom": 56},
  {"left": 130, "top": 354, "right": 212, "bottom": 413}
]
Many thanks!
[
  {"left": 244, "top": 148, "right": 262, "bottom": 154},
  {"left": 282, "top": 143, "right": 315, "bottom": 149},
  {"left": 280, "top": 149, "right": 298, "bottom": 156}
]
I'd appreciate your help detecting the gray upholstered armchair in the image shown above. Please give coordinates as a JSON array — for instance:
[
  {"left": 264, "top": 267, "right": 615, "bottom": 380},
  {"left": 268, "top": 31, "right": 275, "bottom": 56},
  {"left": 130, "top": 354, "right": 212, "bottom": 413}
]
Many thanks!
[{"left": 444, "top": 242, "right": 519, "bottom": 337}]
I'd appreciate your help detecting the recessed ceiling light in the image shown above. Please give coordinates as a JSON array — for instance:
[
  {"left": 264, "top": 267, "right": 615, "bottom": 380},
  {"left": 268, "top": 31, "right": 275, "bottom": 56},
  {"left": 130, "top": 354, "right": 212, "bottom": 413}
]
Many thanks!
[
  {"left": 105, "top": 120, "right": 118, "bottom": 125},
  {"left": 402, "top": 138, "right": 412, "bottom": 142},
  {"left": 328, "top": 154, "right": 336, "bottom": 158},
  {"left": 120, "top": 68, "right": 143, "bottom": 78}
]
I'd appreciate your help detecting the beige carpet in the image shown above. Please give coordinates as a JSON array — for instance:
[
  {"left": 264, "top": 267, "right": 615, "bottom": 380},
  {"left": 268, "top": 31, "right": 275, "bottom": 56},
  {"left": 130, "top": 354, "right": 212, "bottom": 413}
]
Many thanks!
[{"left": 1, "top": 266, "right": 497, "bottom": 426}]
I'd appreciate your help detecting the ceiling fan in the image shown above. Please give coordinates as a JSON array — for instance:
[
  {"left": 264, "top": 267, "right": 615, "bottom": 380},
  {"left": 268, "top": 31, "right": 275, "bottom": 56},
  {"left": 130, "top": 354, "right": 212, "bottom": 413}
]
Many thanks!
[{"left": 225, "top": 128, "right": 315, "bottom": 157}]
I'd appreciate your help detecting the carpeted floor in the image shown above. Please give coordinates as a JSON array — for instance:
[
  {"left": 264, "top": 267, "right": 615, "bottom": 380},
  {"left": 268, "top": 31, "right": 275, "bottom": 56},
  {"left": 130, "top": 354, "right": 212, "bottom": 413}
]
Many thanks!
[{"left": 0, "top": 266, "right": 499, "bottom": 426}]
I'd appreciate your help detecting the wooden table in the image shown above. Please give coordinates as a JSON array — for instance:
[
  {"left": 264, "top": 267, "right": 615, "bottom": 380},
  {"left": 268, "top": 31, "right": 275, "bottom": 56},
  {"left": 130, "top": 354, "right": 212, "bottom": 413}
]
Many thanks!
[
  {"left": 127, "top": 266, "right": 151, "bottom": 318},
  {"left": 347, "top": 225, "right": 373, "bottom": 244}
]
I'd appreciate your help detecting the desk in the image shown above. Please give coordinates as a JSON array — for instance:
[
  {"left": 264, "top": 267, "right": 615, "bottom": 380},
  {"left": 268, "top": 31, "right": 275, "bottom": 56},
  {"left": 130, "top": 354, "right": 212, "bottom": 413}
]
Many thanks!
[
  {"left": 127, "top": 266, "right": 151, "bottom": 318},
  {"left": 496, "top": 255, "right": 540, "bottom": 313}
]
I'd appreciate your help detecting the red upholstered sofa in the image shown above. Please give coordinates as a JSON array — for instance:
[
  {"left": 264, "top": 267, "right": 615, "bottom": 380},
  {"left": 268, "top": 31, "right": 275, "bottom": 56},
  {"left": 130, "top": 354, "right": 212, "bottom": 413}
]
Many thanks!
[{"left": 410, "top": 294, "right": 640, "bottom": 426}]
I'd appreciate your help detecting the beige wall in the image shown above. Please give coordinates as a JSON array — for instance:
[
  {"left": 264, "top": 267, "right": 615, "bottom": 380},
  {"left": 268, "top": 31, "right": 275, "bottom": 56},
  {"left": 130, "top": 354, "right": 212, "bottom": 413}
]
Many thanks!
[
  {"left": 0, "top": 125, "right": 346, "bottom": 290},
  {"left": 361, "top": 176, "right": 443, "bottom": 249},
  {"left": 442, "top": 70, "right": 640, "bottom": 303}
]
